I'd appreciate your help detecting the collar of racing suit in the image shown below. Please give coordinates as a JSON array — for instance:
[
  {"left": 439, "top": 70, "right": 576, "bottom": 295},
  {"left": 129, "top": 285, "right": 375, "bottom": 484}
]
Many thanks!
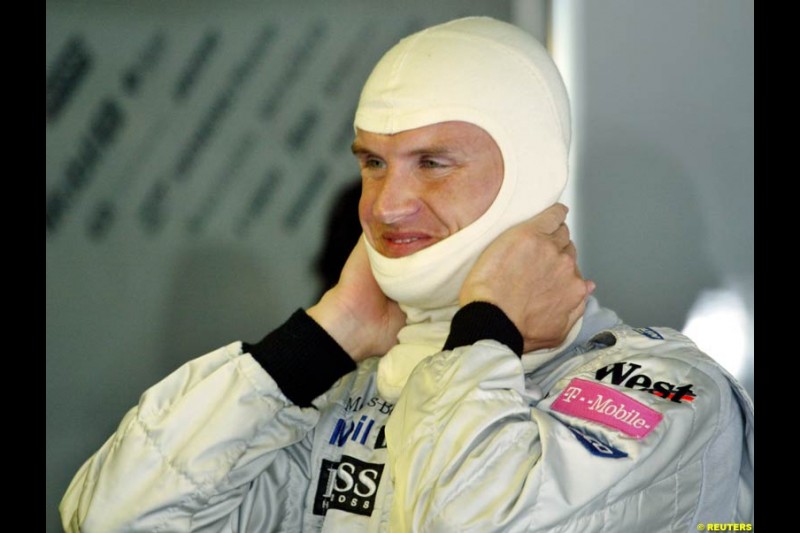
[{"left": 375, "top": 301, "right": 585, "bottom": 402}]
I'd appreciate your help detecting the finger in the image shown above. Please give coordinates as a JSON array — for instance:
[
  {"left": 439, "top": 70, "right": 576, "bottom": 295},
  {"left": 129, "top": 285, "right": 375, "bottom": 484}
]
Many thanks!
[
  {"left": 532, "top": 203, "right": 568, "bottom": 233},
  {"left": 566, "top": 295, "right": 588, "bottom": 331},
  {"left": 564, "top": 240, "right": 578, "bottom": 260},
  {"left": 350, "top": 236, "right": 369, "bottom": 265},
  {"left": 552, "top": 224, "right": 570, "bottom": 248},
  {"left": 339, "top": 236, "right": 371, "bottom": 282},
  {"left": 561, "top": 221, "right": 571, "bottom": 242},
  {"left": 586, "top": 279, "right": 596, "bottom": 295}
]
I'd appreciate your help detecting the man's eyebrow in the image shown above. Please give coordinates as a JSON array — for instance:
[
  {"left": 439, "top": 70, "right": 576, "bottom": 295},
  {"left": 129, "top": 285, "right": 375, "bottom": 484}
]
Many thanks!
[
  {"left": 408, "top": 146, "right": 456, "bottom": 156},
  {"left": 351, "top": 141, "right": 370, "bottom": 155},
  {"left": 350, "top": 141, "right": 459, "bottom": 157}
]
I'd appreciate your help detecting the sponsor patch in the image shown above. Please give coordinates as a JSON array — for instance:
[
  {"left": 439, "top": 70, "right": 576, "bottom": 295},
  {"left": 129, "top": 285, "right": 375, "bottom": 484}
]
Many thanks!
[
  {"left": 552, "top": 378, "right": 662, "bottom": 439},
  {"left": 595, "top": 361, "right": 696, "bottom": 403},
  {"left": 329, "top": 415, "right": 377, "bottom": 448},
  {"left": 375, "top": 425, "right": 387, "bottom": 449},
  {"left": 567, "top": 426, "right": 628, "bottom": 459},
  {"left": 633, "top": 327, "right": 664, "bottom": 340},
  {"left": 313, "top": 455, "right": 384, "bottom": 517},
  {"left": 343, "top": 395, "right": 394, "bottom": 414}
]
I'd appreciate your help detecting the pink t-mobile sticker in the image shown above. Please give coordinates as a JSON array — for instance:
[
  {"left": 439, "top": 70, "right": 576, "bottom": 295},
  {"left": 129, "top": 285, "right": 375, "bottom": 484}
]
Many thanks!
[{"left": 551, "top": 378, "right": 662, "bottom": 439}]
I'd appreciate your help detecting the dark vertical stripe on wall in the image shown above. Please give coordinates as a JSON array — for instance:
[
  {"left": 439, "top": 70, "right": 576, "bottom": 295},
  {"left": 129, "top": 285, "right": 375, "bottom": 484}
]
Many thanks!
[
  {"left": 284, "top": 164, "right": 328, "bottom": 230},
  {"left": 46, "top": 36, "right": 92, "bottom": 124}
]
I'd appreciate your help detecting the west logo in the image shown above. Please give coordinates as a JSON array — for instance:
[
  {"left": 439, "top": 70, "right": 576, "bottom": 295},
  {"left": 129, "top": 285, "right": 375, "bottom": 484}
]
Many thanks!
[
  {"left": 594, "top": 362, "right": 696, "bottom": 403},
  {"left": 313, "top": 455, "right": 384, "bottom": 517}
]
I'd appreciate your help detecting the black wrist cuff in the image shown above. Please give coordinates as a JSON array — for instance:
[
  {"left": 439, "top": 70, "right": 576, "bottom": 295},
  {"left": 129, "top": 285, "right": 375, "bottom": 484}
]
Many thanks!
[
  {"left": 443, "top": 302, "right": 524, "bottom": 357},
  {"left": 243, "top": 309, "right": 356, "bottom": 407}
]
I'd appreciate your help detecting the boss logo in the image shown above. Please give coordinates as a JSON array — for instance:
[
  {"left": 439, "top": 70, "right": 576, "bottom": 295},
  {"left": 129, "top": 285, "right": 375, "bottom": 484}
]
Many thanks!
[{"left": 313, "top": 455, "right": 384, "bottom": 517}]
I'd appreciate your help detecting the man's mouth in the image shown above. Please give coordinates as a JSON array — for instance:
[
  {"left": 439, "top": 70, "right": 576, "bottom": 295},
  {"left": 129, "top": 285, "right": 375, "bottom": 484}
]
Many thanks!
[{"left": 379, "top": 232, "right": 434, "bottom": 257}]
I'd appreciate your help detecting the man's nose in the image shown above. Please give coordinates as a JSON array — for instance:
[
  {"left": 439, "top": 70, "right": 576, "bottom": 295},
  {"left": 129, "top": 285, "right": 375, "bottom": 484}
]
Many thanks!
[{"left": 372, "top": 166, "right": 420, "bottom": 224}]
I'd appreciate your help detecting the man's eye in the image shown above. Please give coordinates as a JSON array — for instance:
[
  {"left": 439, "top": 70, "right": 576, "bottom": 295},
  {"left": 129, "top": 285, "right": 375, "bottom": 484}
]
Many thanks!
[
  {"left": 420, "top": 159, "right": 444, "bottom": 169},
  {"left": 364, "top": 158, "right": 385, "bottom": 169}
]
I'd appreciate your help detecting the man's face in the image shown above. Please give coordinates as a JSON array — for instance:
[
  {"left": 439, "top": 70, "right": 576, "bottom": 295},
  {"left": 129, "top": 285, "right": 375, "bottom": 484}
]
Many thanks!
[{"left": 353, "top": 121, "right": 503, "bottom": 258}]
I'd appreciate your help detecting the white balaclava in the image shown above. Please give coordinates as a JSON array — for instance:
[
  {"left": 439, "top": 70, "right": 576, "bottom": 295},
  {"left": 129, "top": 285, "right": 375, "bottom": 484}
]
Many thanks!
[{"left": 354, "top": 17, "right": 581, "bottom": 401}]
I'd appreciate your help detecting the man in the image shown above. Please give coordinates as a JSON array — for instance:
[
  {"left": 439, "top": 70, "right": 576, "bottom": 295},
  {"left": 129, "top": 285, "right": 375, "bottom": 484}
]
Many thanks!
[{"left": 60, "top": 17, "right": 753, "bottom": 531}]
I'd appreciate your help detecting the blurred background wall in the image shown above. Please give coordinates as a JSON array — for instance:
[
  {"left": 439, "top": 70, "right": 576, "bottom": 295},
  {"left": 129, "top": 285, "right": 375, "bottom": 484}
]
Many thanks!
[
  {"left": 46, "top": 1, "right": 753, "bottom": 530},
  {"left": 547, "top": 0, "right": 753, "bottom": 395}
]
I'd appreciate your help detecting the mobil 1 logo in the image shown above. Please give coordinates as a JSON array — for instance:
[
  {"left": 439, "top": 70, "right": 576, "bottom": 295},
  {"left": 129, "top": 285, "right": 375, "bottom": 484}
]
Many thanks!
[{"left": 313, "top": 455, "right": 384, "bottom": 517}]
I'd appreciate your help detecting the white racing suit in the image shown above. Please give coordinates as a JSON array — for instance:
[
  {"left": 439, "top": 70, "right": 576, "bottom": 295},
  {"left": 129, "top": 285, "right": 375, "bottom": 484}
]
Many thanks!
[{"left": 60, "top": 299, "right": 754, "bottom": 531}]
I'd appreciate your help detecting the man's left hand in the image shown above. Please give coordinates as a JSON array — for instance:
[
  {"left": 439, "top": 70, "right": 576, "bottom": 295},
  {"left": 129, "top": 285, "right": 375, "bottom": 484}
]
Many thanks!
[{"left": 459, "top": 204, "right": 593, "bottom": 353}]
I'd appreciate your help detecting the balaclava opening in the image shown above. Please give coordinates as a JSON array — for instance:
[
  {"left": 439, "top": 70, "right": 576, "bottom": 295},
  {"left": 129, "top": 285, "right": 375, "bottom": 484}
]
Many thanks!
[{"left": 354, "top": 17, "right": 580, "bottom": 401}]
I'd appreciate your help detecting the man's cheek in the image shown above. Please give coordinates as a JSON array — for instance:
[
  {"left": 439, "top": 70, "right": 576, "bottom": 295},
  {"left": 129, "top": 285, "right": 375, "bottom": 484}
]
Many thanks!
[{"left": 358, "top": 192, "right": 380, "bottom": 229}]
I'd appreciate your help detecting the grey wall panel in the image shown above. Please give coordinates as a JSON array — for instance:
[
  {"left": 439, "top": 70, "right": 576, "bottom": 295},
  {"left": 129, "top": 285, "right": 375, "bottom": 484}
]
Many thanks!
[{"left": 549, "top": 1, "right": 753, "bottom": 395}]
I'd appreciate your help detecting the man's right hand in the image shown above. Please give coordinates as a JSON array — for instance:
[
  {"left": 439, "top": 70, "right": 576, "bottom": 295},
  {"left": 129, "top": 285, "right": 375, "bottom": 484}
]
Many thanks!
[{"left": 307, "top": 237, "right": 406, "bottom": 363}]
